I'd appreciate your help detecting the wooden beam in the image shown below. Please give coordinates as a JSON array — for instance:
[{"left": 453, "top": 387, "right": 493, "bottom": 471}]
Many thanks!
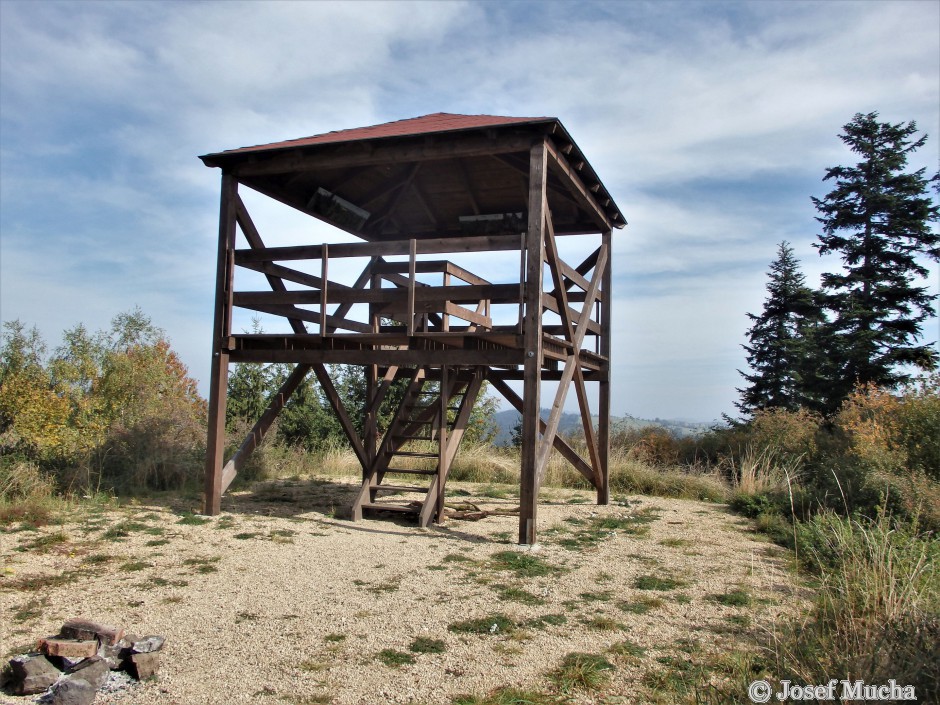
[
  {"left": 597, "top": 229, "right": 613, "bottom": 506},
  {"left": 367, "top": 163, "right": 421, "bottom": 234},
  {"left": 203, "top": 173, "right": 238, "bottom": 516},
  {"left": 534, "top": 242, "right": 608, "bottom": 483},
  {"left": 487, "top": 375, "right": 595, "bottom": 485},
  {"left": 229, "top": 347, "right": 525, "bottom": 366},
  {"left": 233, "top": 283, "right": 521, "bottom": 307},
  {"left": 519, "top": 139, "right": 547, "bottom": 546},
  {"left": 544, "top": 140, "right": 612, "bottom": 231},
  {"left": 233, "top": 232, "right": 523, "bottom": 263},
  {"left": 311, "top": 364, "right": 369, "bottom": 469},
  {"left": 220, "top": 364, "right": 311, "bottom": 494},
  {"left": 236, "top": 302, "right": 372, "bottom": 333},
  {"left": 407, "top": 238, "right": 416, "bottom": 337},
  {"left": 228, "top": 131, "right": 535, "bottom": 176},
  {"left": 544, "top": 211, "right": 603, "bottom": 481}
]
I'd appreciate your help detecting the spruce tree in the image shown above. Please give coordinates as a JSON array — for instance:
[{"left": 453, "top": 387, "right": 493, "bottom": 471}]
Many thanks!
[
  {"left": 737, "top": 241, "right": 821, "bottom": 414},
  {"left": 813, "top": 112, "right": 939, "bottom": 411}
]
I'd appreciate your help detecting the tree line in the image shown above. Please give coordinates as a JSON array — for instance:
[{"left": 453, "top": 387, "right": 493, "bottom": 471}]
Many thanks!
[{"left": 738, "top": 112, "right": 939, "bottom": 417}]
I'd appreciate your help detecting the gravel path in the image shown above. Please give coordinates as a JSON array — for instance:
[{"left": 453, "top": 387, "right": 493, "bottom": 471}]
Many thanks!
[{"left": 1, "top": 477, "right": 800, "bottom": 704}]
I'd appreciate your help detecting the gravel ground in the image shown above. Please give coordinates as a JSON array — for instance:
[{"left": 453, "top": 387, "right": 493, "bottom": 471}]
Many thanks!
[{"left": 1, "top": 477, "right": 802, "bottom": 704}]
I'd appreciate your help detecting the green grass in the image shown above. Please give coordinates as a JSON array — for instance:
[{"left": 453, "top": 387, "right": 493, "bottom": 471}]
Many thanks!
[
  {"left": 578, "top": 590, "right": 614, "bottom": 602},
  {"left": 9, "top": 597, "right": 47, "bottom": 623},
  {"left": 448, "top": 613, "right": 516, "bottom": 635},
  {"left": 452, "top": 687, "right": 557, "bottom": 705},
  {"left": 323, "top": 633, "right": 346, "bottom": 643},
  {"left": 616, "top": 596, "right": 664, "bottom": 614},
  {"left": 377, "top": 648, "right": 415, "bottom": 668},
  {"left": 489, "top": 551, "right": 561, "bottom": 578},
  {"left": 183, "top": 556, "right": 221, "bottom": 574},
  {"left": 524, "top": 613, "right": 568, "bottom": 629},
  {"left": 495, "top": 585, "right": 545, "bottom": 605},
  {"left": 549, "top": 652, "right": 615, "bottom": 694},
  {"left": 608, "top": 639, "right": 647, "bottom": 660},
  {"left": 177, "top": 513, "right": 211, "bottom": 526},
  {"left": 633, "top": 574, "right": 687, "bottom": 591},
  {"left": 119, "top": 560, "right": 152, "bottom": 572},
  {"left": 409, "top": 636, "right": 446, "bottom": 654},
  {"left": 102, "top": 521, "right": 150, "bottom": 539},
  {"left": 708, "top": 588, "right": 752, "bottom": 607},
  {"left": 19, "top": 531, "right": 68, "bottom": 552}
]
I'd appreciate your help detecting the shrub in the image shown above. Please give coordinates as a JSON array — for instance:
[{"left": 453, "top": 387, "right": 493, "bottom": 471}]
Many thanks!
[{"left": 775, "top": 512, "right": 939, "bottom": 696}]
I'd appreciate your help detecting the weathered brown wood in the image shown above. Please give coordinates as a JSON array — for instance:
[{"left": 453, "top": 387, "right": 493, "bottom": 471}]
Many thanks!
[
  {"left": 311, "top": 364, "right": 369, "bottom": 469},
  {"left": 544, "top": 212, "right": 603, "bottom": 482},
  {"left": 597, "top": 229, "right": 613, "bottom": 505},
  {"left": 203, "top": 173, "right": 238, "bottom": 515},
  {"left": 220, "top": 364, "right": 311, "bottom": 494},
  {"left": 233, "top": 283, "right": 520, "bottom": 307},
  {"left": 229, "top": 347, "right": 525, "bottom": 366},
  {"left": 233, "top": 233, "right": 523, "bottom": 263},
  {"left": 228, "top": 131, "right": 536, "bottom": 176},
  {"left": 407, "top": 239, "right": 417, "bottom": 337},
  {"left": 368, "top": 163, "right": 421, "bottom": 234},
  {"left": 535, "top": 241, "right": 608, "bottom": 482},
  {"left": 202, "top": 117, "right": 622, "bottom": 542},
  {"left": 520, "top": 139, "right": 547, "bottom": 545},
  {"left": 486, "top": 370, "right": 596, "bottom": 486},
  {"left": 374, "top": 260, "right": 490, "bottom": 286},
  {"left": 545, "top": 140, "right": 613, "bottom": 231}
]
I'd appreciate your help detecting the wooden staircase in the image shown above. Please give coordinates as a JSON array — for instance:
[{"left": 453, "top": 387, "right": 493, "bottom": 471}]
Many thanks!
[{"left": 351, "top": 366, "right": 483, "bottom": 526}]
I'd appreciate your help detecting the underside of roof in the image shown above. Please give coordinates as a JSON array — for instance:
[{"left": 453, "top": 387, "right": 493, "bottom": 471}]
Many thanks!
[{"left": 200, "top": 113, "right": 625, "bottom": 240}]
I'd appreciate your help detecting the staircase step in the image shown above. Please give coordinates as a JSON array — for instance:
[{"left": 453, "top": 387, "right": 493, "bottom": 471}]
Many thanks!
[
  {"left": 395, "top": 435, "right": 434, "bottom": 442},
  {"left": 387, "top": 450, "right": 439, "bottom": 458},
  {"left": 383, "top": 468, "right": 439, "bottom": 475},
  {"left": 373, "top": 484, "right": 429, "bottom": 493},
  {"left": 361, "top": 503, "right": 419, "bottom": 515}
]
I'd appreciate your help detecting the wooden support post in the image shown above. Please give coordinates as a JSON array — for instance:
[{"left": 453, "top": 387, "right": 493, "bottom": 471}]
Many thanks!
[
  {"left": 320, "top": 243, "right": 329, "bottom": 338},
  {"left": 519, "top": 139, "right": 547, "bottom": 545},
  {"left": 203, "top": 173, "right": 237, "bottom": 515},
  {"left": 407, "top": 238, "right": 416, "bottom": 337},
  {"left": 436, "top": 365, "right": 448, "bottom": 523},
  {"left": 597, "top": 229, "right": 613, "bottom": 505}
]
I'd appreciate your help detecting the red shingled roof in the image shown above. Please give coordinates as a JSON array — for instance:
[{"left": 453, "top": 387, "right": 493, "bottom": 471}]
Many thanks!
[{"left": 213, "top": 113, "right": 556, "bottom": 156}]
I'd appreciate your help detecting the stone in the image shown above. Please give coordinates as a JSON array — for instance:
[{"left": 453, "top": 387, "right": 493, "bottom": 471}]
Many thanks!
[
  {"left": 47, "top": 676, "right": 96, "bottom": 705},
  {"left": 60, "top": 618, "right": 124, "bottom": 646},
  {"left": 38, "top": 638, "right": 99, "bottom": 659},
  {"left": 125, "top": 651, "right": 160, "bottom": 680},
  {"left": 66, "top": 656, "right": 109, "bottom": 690},
  {"left": 8, "top": 653, "right": 61, "bottom": 695},
  {"left": 131, "top": 635, "right": 165, "bottom": 654},
  {"left": 97, "top": 641, "right": 124, "bottom": 670}
]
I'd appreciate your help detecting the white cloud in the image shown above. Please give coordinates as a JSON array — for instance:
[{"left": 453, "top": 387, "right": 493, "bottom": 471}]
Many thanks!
[{"left": 1, "top": 0, "right": 937, "bottom": 421}]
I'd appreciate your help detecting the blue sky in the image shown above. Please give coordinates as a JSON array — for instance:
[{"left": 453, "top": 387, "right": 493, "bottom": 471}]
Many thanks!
[{"left": 1, "top": 0, "right": 938, "bottom": 422}]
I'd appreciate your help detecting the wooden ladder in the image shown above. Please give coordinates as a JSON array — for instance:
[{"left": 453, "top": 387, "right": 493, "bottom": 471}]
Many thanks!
[{"left": 351, "top": 366, "right": 483, "bottom": 526}]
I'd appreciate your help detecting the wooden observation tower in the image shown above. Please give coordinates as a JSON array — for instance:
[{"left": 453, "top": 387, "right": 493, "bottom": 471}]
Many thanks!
[{"left": 199, "top": 113, "right": 625, "bottom": 544}]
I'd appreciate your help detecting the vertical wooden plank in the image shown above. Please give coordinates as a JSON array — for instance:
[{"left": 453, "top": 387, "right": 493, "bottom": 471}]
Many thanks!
[
  {"left": 436, "top": 365, "right": 448, "bottom": 523},
  {"left": 320, "top": 243, "right": 329, "bottom": 338},
  {"left": 519, "top": 139, "right": 547, "bottom": 545},
  {"left": 517, "top": 233, "right": 525, "bottom": 335},
  {"left": 203, "top": 173, "right": 237, "bottom": 515},
  {"left": 597, "top": 229, "right": 613, "bottom": 505},
  {"left": 407, "top": 238, "right": 416, "bottom": 337}
]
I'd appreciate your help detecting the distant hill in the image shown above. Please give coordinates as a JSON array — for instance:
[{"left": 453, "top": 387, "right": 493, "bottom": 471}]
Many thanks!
[{"left": 490, "top": 409, "right": 713, "bottom": 446}]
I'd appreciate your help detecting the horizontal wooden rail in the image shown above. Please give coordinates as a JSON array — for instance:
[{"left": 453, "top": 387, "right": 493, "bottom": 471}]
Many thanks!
[
  {"left": 373, "top": 260, "right": 490, "bottom": 286},
  {"left": 233, "top": 233, "right": 523, "bottom": 264},
  {"left": 234, "top": 283, "right": 519, "bottom": 307}
]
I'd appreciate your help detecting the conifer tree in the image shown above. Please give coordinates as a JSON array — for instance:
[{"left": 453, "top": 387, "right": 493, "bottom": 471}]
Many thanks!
[
  {"left": 737, "top": 241, "right": 821, "bottom": 414},
  {"left": 813, "top": 112, "right": 939, "bottom": 411}
]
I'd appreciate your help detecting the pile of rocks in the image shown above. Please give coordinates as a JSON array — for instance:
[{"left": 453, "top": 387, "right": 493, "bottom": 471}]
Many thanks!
[{"left": 5, "top": 619, "right": 166, "bottom": 704}]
